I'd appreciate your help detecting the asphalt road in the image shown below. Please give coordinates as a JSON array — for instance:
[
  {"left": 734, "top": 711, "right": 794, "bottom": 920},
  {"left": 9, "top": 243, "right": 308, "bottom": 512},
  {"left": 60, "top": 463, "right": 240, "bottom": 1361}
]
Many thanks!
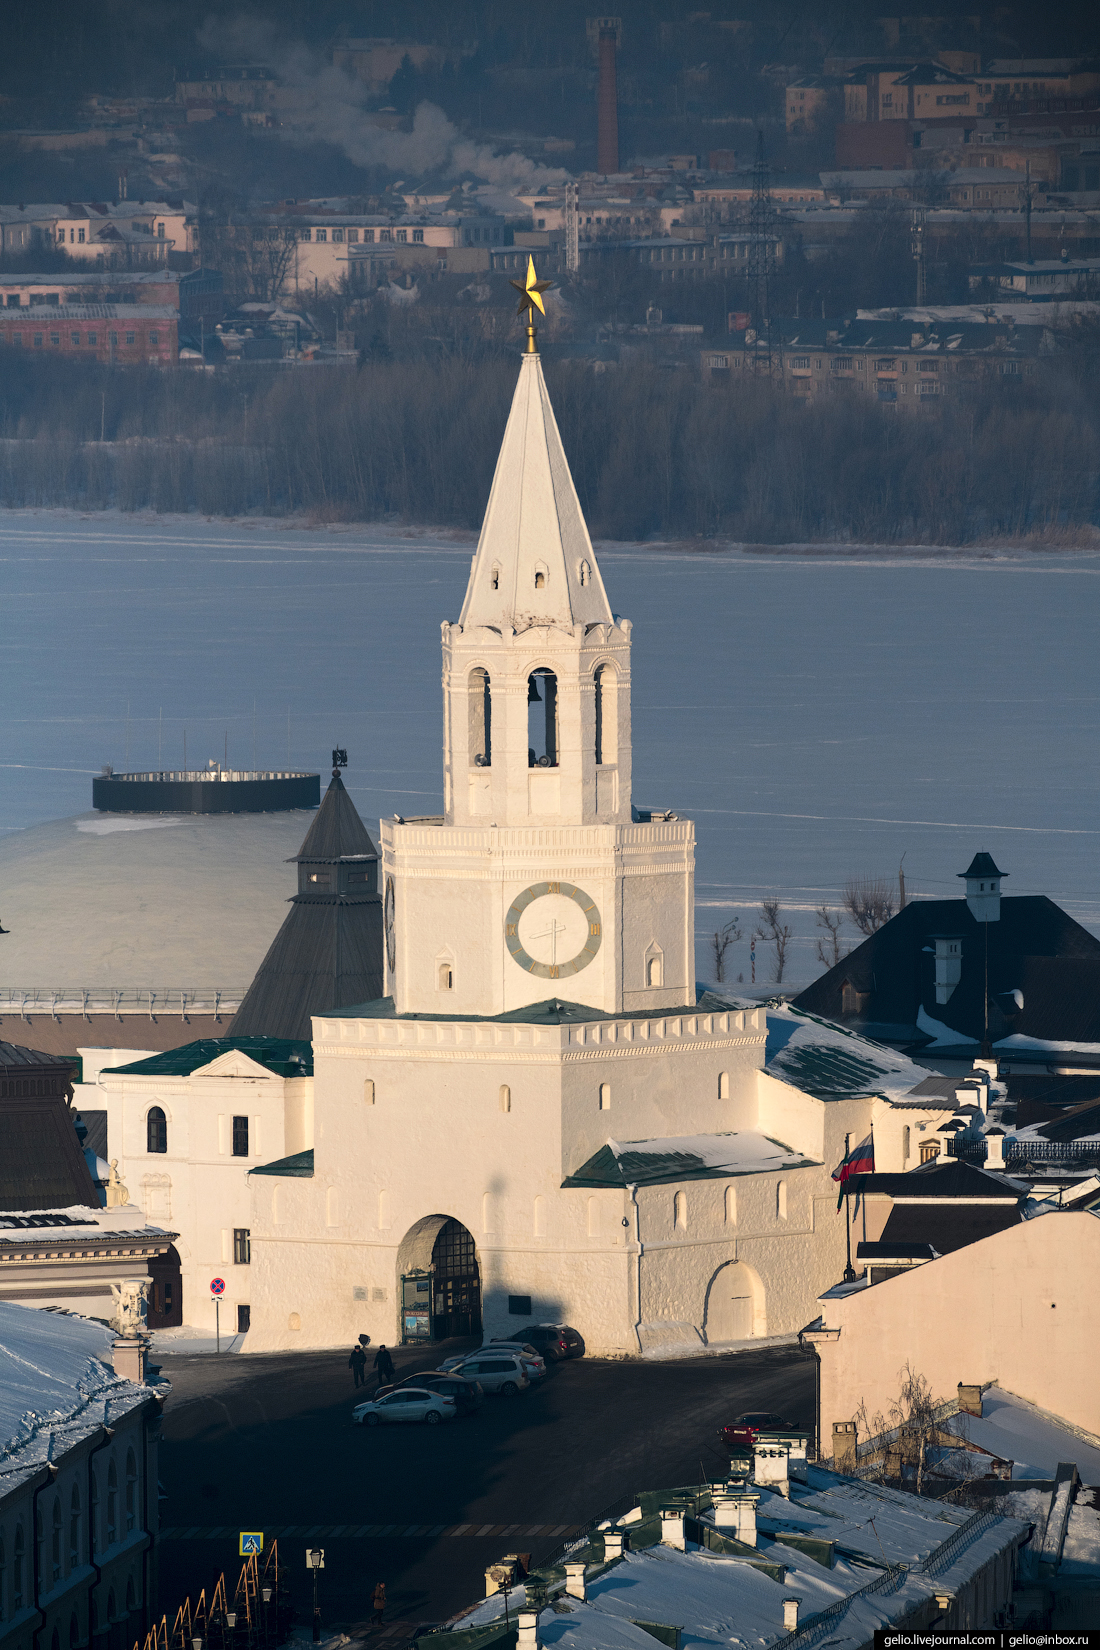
[{"left": 155, "top": 1338, "right": 815, "bottom": 1639}]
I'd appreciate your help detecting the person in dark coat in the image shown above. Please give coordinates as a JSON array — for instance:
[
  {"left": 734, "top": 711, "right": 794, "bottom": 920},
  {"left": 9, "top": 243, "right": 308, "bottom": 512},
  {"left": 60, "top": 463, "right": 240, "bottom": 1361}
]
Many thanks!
[
  {"left": 374, "top": 1344, "right": 395, "bottom": 1386},
  {"left": 372, "top": 1581, "right": 386, "bottom": 1626},
  {"left": 349, "top": 1344, "right": 367, "bottom": 1387}
]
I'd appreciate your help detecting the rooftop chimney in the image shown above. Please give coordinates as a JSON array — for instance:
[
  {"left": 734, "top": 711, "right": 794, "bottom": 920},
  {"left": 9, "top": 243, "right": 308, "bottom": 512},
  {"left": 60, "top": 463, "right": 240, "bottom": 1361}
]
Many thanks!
[
  {"left": 564, "top": 1562, "right": 587, "bottom": 1602},
  {"left": 603, "top": 1529, "right": 627, "bottom": 1559},
  {"left": 659, "top": 1508, "right": 686, "bottom": 1551},
  {"left": 782, "top": 1599, "right": 801, "bottom": 1632},
  {"left": 597, "top": 22, "right": 620, "bottom": 175},
  {"left": 517, "top": 1610, "right": 541, "bottom": 1650},
  {"left": 985, "top": 1127, "right": 1006, "bottom": 1170}
]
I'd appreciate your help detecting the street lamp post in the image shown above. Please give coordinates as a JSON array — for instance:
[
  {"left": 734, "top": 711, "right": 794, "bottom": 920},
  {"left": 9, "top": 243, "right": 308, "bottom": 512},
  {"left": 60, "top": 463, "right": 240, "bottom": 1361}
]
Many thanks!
[{"left": 307, "top": 1549, "right": 325, "bottom": 1644}]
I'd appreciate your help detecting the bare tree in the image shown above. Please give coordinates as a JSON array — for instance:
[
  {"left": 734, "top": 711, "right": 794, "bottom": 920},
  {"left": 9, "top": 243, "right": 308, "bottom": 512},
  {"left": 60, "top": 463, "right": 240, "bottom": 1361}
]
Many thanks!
[
  {"left": 754, "top": 898, "right": 792, "bottom": 984},
  {"left": 814, "top": 905, "right": 846, "bottom": 967},
  {"left": 843, "top": 875, "right": 896, "bottom": 936},
  {"left": 853, "top": 1363, "right": 946, "bottom": 1494},
  {"left": 710, "top": 918, "right": 743, "bottom": 984}
]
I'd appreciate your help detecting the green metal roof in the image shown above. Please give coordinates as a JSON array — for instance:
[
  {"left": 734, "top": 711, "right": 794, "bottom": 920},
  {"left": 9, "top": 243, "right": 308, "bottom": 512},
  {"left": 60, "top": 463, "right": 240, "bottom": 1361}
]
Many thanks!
[
  {"left": 767, "top": 1040, "right": 897, "bottom": 1098},
  {"left": 250, "top": 1149, "right": 314, "bottom": 1178},
  {"left": 563, "top": 1136, "right": 815, "bottom": 1189},
  {"left": 104, "top": 1037, "right": 314, "bottom": 1078},
  {"left": 328, "top": 990, "right": 751, "bottom": 1027}
]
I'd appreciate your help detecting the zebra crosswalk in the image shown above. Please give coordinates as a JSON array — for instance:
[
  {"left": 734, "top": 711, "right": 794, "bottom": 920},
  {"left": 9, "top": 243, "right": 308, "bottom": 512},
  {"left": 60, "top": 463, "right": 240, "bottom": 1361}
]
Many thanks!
[{"left": 159, "top": 1523, "right": 579, "bottom": 1543}]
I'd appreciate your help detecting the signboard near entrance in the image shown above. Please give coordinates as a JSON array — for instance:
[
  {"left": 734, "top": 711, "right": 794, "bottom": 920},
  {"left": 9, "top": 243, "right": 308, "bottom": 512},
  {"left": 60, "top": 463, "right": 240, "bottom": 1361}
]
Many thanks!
[{"left": 401, "top": 1273, "right": 432, "bottom": 1343}]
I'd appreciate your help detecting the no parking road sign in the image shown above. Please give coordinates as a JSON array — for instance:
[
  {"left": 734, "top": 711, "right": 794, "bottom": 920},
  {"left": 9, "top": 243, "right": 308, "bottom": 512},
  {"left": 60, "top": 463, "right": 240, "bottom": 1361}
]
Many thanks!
[
  {"left": 210, "top": 1277, "right": 226, "bottom": 1296},
  {"left": 240, "top": 1532, "right": 264, "bottom": 1556}
]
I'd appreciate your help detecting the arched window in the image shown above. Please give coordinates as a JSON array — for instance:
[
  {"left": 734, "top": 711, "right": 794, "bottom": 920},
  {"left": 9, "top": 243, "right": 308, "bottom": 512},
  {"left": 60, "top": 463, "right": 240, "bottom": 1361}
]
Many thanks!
[
  {"left": 106, "top": 1463, "right": 117, "bottom": 1545},
  {"left": 125, "top": 1451, "right": 136, "bottom": 1534},
  {"left": 88, "top": 1474, "right": 97, "bottom": 1558},
  {"left": 146, "top": 1107, "right": 167, "bottom": 1154},
  {"left": 599, "top": 1083, "right": 611, "bottom": 1111},
  {"left": 646, "top": 953, "right": 663, "bottom": 987},
  {"left": 70, "top": 1483, "right": 81, "bottom": 1569},
  {"left": 490, "top": 563, "right": 500, "bottom": 591},
  {"left": 499, "top": 1085, "right": 511, "bottom": 1113},
  {"left": 468, "top": 666, "right": 491, "bottom": 767},
  {"left": 674, "top": 1190, "right": 687, "bottom": 1231},
  {"left": 51, "top": 1495, "right": 63, "bottom": 1579},
  {"left": 438, "top": 961, "right": 453, "bottom": 991},
  {"left": 527, "top": 670, "right": 558, "bottom": 767},
  {"left": 776, "top": 1181, "right": 787, "bottom": 1221},
  {"left": 594, "top": 664, "right": 616, "bottom": 766},
  {"left": 724, "top": 1185, "right": 737, "bottom": 1224},
  {"left": 13, "top": 1524, "right": 23, "bottom": 1610},
  {"left": 579, "top": 559, "right": 591, "bottom": 587},
  {"left": 718, "top": 1071, "right": 730, "bottom": 1100},
  {"left": 534, "top": 563, "right": 547, "bottom": 590}
]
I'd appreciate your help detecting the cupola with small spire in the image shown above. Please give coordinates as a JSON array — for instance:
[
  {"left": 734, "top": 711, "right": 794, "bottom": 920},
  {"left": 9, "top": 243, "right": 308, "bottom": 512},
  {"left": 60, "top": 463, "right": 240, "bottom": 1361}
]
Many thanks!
[{"left": 958, "top": 852, "right": 1007, "bottom": 924}]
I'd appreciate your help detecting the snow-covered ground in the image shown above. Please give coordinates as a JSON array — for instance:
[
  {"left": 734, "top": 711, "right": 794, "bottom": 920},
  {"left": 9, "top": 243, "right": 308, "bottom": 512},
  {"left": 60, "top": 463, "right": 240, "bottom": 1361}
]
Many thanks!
[{"left": 4, "top": 511, "right": 1100, "bottom": 988}]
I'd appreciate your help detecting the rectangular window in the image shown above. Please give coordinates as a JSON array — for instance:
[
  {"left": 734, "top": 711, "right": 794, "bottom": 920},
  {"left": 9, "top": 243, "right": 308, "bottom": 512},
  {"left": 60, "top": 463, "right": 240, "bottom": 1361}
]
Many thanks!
[
  {"left": 380, "top": 228, "right": 392, "bottom": 241},
  {"left": 395, "top": 229, "right": 407, "bottom": 243},
  {"left": 412, "top": 228, "right": 424, "bottom": 243},
  {"left": 109, "top": 332, "right": 118, "bottom": 347},
  {"left": 88, "top": 332, "right": 97, "bottom": 345},
  {"left": 789, "top": 356, "right": 809, "bottom": 369},
  {"left": 834, "top": 356, "right": 853, "bottom": 369},
  {"left": 124, "top": 332, "right": 135, "bottom": 345},
  {"left": 348, "top": 228, "right": 359, "bottom": 242},
  {"left": 237, "top": 1304, "right": 251, "bottom": 1333},
  {"left": 363, "top": 228, "right": 374, "bottom": 243},
  {"left": 300, "top": 228, "right": 312, "bottom": 242},
  {"left": 78, "top": 228, "right": 85, "bottom": 243},
  {"left": 233, "top": 1228, "right": 251, "bottom": 1264},
  {"left": 315, "top": 228, "right": 327, "bottom": 242},
  {"left": 6, "top": 295, "right": 20, "bottom": 306},
  {"left": 508, "top": 1294, "right": 532, "bottom": 1316},
  {"left": 71, "top": 332, "right": 80, "bottom": 345},
  {"left": 50, "top": 332, "right": 60, "bottom": 345},
  {"left": 34, "top": 332, "right": 44, "bottom": 346},
  {"left": 149, "top": 332, "right": 159, "bottom": 346},
  {"left": 157, "top": 223, "right": 165, "bottom": 238},
  {"left": 332, "top": 228, "right": 344, "bottom": 242},
  {"left": 12, "top": 332, "right": 21, "bottom": 345},
  {"left": 232, "top": 1115, "right": 249, "bottom": 1156}
]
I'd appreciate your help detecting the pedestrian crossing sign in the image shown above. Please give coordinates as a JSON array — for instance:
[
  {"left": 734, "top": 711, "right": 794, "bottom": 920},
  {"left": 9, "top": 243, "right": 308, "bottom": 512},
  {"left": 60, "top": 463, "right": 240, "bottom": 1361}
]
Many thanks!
[{"left": 239, "top": 1532, "right": 264, "bottom": 1556}]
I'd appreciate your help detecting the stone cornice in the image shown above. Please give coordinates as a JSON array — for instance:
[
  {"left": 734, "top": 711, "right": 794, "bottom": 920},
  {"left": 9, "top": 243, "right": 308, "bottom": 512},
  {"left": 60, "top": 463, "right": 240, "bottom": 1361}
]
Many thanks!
[{"left": 313, "top": 1035, "right": 764, "bottom": 1065}]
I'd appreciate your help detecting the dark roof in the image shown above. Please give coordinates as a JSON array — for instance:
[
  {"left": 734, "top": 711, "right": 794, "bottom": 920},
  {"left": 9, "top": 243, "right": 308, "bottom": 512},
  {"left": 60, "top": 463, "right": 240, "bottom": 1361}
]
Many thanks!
[
  {"left": 879, "top": 1202, "right": 1022, "bottom": 1254},
  {"left": 1035, "top": 1098, "right": 1100, "bottom": 1143},
  {"left": 107, "top": 1037, "right": 313, "bottom": 1078},
  {"left": 327, "top": 990, "right": 743, "bottom": 1026},
  {"left": 250, "top": 1148, "right": 314, "bottom": 1178},
  {"left": 844, "top": 1161, "right": 1026, "bottom": 1201},
  {"left": 960, "top": 853, "right": 1006, "bottom": 880},
  {"left": 794, "top": 893, "right": 1100, "bottom": 1047},
  {"left": 856, "top": 1241, "right": 937, "bottom": 1261},
  {"left": 293, "top": 771, "right": 378, "bottom": 863},
  {"left": 1010, "top": 1073, "right": 1100, "bottom": 1128},
  {"left": 231, "top": 771, "right": 385, "bottom": 1039},
  {"left": 0, "top": 1041, "right": 78, "bottom": 1071},
  {"left": 0, "top": 1095, "right": 99, "bottom": 1211},
  {"left": 231, "top": 899, "right": 384, "bottom": 1041}
]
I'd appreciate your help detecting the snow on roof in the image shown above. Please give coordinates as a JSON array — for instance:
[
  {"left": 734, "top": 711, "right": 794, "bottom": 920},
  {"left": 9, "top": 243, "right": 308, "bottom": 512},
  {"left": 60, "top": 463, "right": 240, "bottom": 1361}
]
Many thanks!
[
  {"left": 764, "top": 1004, "right": 930, "bottom": 1104},
  {"left": 460, "top": 1467, "right": 1028, "bottom": 1649},
  {"left": 0, "top": 1302, "right": 154, "bottom": 1487},
  {"left": 940, "top": 1386, "right": 1100, "bottom": 1484},
  {"left": 563, "top": 1131, "right": 816, "bottom": 1188}
]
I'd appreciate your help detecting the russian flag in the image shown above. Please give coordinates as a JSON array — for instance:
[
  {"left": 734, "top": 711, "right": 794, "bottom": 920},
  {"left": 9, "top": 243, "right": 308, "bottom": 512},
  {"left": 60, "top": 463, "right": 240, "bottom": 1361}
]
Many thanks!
[{"left": 832, "top": 1132, "right": 874, "bottom": 1210}]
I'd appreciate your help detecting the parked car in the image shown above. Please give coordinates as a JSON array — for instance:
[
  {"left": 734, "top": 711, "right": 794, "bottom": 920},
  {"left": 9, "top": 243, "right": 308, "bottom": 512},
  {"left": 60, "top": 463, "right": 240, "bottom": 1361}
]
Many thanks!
[
  {"left": 479, "top": 1342, "right": 547, "bottom": 1380},
  {"left": 447, "top": 1353, "right": 530, "bottom": 1396},
  {"left": 718, "top": 1412, "right": 795, "bottom": 1448},
  {"left": 375, "top": 1371, "right": 484, "bottom": 1414},
  {"left": 353, "top": 1387, "right": 457, "bottom": 1426},
  {"left": 511, "top": 1324, "right": 585, "bottom": 1361}
]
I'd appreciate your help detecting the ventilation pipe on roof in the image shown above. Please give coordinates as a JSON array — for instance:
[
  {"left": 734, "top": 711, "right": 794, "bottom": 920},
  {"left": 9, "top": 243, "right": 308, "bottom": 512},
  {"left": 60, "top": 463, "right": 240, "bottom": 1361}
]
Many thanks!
[{"left": 783, "top": 1600, "right": 801, "bottom": 1632}]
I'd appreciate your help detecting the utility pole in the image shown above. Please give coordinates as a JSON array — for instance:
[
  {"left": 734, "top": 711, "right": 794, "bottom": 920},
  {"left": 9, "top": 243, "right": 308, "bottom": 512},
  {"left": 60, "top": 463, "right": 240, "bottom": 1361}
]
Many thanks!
[
  {"left": 1024, "top": 161, "right": 1033, "bottom": 265},
  {"left": 910, "top": 208, "right": 926, "bottom": 305},
  {"left": 565, "top": 179, "right": 579, "bottom": 275},
  {"left": 745, "top": 131, "right": 775, "bottom": 375}
]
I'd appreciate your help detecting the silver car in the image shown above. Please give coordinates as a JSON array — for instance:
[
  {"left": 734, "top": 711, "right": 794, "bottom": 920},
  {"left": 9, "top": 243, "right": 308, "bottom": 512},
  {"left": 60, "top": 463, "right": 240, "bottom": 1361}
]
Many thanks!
[
  {"left": 352, "top": 1387, "right": 457, "bottom": 1426},
  {"left": 448, "top": 1353, "right": 530, "bottom": 1396}
]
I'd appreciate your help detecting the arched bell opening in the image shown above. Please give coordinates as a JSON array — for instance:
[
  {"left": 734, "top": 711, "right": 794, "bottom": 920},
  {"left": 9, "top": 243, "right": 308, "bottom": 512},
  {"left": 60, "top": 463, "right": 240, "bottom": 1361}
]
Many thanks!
[{"left": 527, "top": 670, "right": 558, "bottom": 767}]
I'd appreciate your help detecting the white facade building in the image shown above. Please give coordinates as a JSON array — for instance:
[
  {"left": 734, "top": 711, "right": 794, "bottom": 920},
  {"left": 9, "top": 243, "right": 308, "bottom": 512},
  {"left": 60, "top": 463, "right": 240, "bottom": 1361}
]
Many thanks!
[{"left": 241, "top": 331, "right": 888, "bottom": 1357}]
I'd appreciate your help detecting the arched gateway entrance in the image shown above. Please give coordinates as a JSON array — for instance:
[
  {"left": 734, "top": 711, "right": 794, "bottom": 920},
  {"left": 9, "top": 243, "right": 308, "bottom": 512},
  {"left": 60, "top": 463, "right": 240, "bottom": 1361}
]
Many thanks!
[{"left": 397, "top": 1215, "right": 482, "bottom": 1344}]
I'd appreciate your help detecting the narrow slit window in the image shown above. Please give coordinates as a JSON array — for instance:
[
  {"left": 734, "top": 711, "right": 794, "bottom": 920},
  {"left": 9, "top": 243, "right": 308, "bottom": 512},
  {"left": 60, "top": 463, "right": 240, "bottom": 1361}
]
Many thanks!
[{"left": 468, "top": 667, "right": 491, "bottom": 767}]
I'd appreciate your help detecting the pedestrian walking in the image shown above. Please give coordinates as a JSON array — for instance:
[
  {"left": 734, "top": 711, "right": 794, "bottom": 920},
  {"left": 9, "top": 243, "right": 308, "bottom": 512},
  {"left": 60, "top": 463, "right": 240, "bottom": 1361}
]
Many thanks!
[
  {"left": 349, "top": 1344, "right": 367, "bottom": 1387},
  {"left": 374, "top": 1344, "right": 395, "bottom": 1387},
  {"left": 372, "top": 1581, "right": 386, "bottom": 1627}
]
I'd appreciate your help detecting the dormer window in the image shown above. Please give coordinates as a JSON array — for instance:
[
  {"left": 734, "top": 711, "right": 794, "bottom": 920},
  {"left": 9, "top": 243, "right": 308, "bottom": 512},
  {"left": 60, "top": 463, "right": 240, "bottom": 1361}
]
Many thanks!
[
  {"left": 490, "top": 563, "right": 500, "bottom": 590},
  {"left": 580, "top": 560, "right": 591, "bottom": 587}
]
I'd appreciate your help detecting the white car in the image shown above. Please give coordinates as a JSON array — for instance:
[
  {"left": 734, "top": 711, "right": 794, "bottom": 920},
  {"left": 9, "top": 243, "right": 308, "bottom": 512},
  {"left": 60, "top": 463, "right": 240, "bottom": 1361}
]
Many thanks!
[
  {"left": 441, "top": 1342, "right": 546, "bottom": 1381},
  {"left": 446, "top": 1354, "right": 530, "bottom": 1395},
  {"left": 352, "top": 1387, "right": 457, "bottom": 1426}
]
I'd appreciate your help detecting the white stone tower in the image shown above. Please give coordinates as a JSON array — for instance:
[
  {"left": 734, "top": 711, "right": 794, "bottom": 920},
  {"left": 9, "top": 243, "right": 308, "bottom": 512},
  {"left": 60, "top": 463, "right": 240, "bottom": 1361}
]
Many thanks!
[{"left": 381, "top": 320, "right": 695, "bottom": 1019}]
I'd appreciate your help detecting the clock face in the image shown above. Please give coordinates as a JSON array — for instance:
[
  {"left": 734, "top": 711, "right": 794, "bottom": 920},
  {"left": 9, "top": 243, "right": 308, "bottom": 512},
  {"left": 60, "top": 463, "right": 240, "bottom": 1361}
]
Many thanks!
[
  {"left": 505, "top": 882, "right": 602, "bottom": 980},
  {"left": 384, "top": 877, "right": 396, "bottom": 976}
]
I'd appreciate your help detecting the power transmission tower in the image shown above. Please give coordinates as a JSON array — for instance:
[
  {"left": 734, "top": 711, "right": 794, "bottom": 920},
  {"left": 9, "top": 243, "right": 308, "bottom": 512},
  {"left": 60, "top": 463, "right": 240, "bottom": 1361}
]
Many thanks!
[
  {"left": 565, "top": 180, "right": 579, "bottom": 274},
  {"left": 745, "top": 131, "right": 776, "bottom": 374}
]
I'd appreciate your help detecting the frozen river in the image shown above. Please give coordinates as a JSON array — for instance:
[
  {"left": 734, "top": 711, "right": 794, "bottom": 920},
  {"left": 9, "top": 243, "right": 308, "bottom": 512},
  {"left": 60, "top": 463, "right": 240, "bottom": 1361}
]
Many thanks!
[{"left": 2, "top": 511, "right": 1099, "bottom": 989}]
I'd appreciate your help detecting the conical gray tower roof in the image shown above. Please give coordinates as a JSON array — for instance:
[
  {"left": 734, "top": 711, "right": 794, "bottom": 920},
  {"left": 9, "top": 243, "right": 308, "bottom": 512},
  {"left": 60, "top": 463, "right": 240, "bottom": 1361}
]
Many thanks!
[{"left": 231, "top": 768, "right": 383, "bottom": 1040}]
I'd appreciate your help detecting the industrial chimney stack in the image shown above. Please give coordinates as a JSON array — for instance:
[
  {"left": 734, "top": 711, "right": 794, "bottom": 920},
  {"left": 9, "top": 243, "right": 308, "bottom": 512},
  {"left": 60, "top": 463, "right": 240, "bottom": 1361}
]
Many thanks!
[{"left": 596, "top": 18, "right": 620, "bottom": 175}]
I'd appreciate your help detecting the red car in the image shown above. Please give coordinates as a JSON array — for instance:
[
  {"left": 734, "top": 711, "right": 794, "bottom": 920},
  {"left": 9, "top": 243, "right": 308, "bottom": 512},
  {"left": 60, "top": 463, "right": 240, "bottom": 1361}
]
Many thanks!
[{"left": 718, "top": 1411, "right": 793, "bottom": 1448}]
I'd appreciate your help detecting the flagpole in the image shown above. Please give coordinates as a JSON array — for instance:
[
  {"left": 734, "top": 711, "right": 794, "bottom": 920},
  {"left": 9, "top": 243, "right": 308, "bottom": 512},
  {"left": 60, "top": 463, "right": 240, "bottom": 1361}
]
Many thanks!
[{"left": 842, "top": 1131, "right": 856, "bottom": 1281}]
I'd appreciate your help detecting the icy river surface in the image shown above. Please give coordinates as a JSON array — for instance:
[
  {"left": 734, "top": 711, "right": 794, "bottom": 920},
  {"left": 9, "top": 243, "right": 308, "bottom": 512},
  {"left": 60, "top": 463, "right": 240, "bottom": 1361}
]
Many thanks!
[{"left": 3, "top": 512, "right": 1099, "bottom": 986}]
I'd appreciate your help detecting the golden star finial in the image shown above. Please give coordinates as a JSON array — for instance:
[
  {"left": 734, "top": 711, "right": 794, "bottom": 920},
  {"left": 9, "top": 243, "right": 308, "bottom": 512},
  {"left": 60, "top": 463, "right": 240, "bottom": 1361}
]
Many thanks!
[{"left": 510, "top": 255, "right": 554, "bottom": 318}]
